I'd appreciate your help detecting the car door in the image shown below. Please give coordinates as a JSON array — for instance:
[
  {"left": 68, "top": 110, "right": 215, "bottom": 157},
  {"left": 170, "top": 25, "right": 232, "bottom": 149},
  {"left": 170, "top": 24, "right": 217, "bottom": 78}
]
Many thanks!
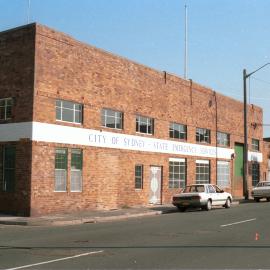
[
  {"left": 213, "top": 185, "right": 227, "bottom": 205},
  {"left": 208, "top": 185, "right": 219, "bottom": 206}
]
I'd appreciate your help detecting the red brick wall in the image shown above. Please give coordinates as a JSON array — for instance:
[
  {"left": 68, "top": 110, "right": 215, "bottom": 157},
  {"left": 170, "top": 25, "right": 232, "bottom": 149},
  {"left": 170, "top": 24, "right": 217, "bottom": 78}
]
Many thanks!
[
  {"left": 261, "top": 140, "right": 270, "bottom": 181},
  {"left": 0, "top": 24, "right": 35, "bottom": 215},
  {"left": 0, "top": 141, "right": 32, "bottom": 216},
  {"left": 0, "top": 24, "right": 35, "bottom": 123},
  {"left": 0, "top": 23, "right": 265, "bottom": 216},
  {"left": 27, "top": 24, "right": 263, "bottom": 215}
]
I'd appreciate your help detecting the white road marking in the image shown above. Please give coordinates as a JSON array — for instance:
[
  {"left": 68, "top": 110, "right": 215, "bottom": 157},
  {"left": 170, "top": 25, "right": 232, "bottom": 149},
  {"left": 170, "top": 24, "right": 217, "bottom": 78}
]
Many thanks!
[
  {"left": 220, "top": 218, "right": 256, "bottom": 227},
  {"left": 3, "top": 250, "right": 104, "bottom": 270}
]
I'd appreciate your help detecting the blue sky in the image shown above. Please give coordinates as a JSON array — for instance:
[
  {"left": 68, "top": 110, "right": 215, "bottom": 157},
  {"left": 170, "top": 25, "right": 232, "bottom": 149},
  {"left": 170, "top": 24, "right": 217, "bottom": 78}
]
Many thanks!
[{"left": 1, "top": 0, "right": 270, "bottom": 136}]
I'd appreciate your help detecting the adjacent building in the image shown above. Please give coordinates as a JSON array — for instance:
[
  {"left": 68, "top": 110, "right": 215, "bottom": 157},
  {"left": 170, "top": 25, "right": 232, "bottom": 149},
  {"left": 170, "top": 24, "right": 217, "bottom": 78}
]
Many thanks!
[{"left": 0, "top": 23, "right": 265, "bottom": 216}]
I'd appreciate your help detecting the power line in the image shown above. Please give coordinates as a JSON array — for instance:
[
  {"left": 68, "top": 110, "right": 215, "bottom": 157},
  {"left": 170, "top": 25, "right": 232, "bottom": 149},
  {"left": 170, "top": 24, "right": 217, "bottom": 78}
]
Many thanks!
[{"left": 251, "top": 76, "right": 270, "bottom": 86}]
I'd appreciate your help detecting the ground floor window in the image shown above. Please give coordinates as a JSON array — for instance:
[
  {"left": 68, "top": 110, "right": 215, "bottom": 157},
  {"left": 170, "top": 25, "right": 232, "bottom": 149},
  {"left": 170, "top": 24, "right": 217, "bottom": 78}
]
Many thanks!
[
  {"left": 71, "top": 149, "right": 83, "bottom": 192},
  {"left": 169, "top": 158, "right": 186, "bottom": 188},
  {"left": 217, "top": 161, "right": 230, "bottom": 188},
  {"left": 196, "top": 160, "right": 210, "bottom": 184},
  {"left": 55, "top": 148, "right": 83, "bottom": 192},
  {"left": 252, "top": 162, "right": 260, "bottom": 187},
  {"left": 0, "top": 145, "right": 16, "bottom": 192},
  {"left": 55, "top": 148, "right": 68, "bottom": 192},
  {"left": 135, "top": 165, "right": 143, "bottom": 189}
]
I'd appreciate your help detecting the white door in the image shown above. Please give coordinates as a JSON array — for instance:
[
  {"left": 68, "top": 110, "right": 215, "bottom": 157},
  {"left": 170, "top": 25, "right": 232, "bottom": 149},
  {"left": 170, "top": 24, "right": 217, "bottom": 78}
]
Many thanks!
[{"left": 149, "top": 166, "right": 162, "bottom": 204}]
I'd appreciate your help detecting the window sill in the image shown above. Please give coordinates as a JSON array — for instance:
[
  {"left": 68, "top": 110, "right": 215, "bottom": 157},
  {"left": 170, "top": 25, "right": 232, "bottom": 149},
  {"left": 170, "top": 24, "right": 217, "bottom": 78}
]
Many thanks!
[
  {"left": 135, "top": 132, "right": 153, "bottom": 136},
  {"left": 56, "top": 120, "right": 82, "bottom": 126},
  {"left": 101, "top": 126, "right": 124, "bottom": 131}
]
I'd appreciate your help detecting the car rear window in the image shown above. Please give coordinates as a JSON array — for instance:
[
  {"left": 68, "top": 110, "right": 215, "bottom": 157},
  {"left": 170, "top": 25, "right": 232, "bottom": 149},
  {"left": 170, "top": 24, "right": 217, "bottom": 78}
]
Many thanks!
[{"left": 183, "top": 185, "right": 205, "bottom": 193}]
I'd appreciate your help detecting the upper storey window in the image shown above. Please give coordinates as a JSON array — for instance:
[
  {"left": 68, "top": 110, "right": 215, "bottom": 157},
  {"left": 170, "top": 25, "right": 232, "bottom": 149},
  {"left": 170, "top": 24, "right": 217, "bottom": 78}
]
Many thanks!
[
  {"left": 217, "top": 132, "right": 230, "bottom": 147},
  {"left": 196, "top": 128, "right": 211, "bottom": 144},
  {"left": 56, "top": 100, "right": 82, "bottom": 124},
  {"left": 251, "top": 138, "right": 259, "bottom": 151},
  {"left": 136, "top": 115, "right": 154, "bottom": 135},
  {"left": 0, "top": 98, "right": 13, "bottom": 121},
  {"left": 102, "top": 108, "right": 123, "bottom": 129},
  {"left": 169, "top": 122, "right": 187, "bottom": 140}
]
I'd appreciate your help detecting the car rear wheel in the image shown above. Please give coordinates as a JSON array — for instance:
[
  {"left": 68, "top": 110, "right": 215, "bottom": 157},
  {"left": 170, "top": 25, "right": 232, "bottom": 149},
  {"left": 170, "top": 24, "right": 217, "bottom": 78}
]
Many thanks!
[
  {"left": 177, "top": 206, "right": 186, "bottom": 212},
  {"left": 255, "top": 198, "right": 260, "bottom": 202},
  {"left": 204, "top": 200, "right": 212, "bottom": 211},
  {"left": 224, "top": 198, "right": 231, "bottom": 208},
  {"left": 267, "top": 198, "right": 270, "bottom": 202}
]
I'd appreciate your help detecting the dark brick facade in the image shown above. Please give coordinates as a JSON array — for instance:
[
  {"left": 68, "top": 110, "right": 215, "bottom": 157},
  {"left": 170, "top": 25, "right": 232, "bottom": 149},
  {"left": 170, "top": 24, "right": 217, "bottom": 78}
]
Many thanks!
[{"left": 0, "top": 23, "right": 266, "bottom": 216}]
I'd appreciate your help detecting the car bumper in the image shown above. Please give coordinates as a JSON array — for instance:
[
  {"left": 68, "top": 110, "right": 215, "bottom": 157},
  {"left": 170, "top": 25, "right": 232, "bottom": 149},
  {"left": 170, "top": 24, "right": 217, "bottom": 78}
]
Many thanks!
[{"left": 172, "top": 199, "right": 208, "bottom": 208}]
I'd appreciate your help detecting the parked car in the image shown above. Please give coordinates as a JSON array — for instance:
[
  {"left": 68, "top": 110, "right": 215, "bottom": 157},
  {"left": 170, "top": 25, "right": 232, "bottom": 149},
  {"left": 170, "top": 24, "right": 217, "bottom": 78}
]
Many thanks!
[
  {"left": 172, "top": 184, "right": 233, "bottom": 212},
  {"left": 251, "top": 181, "right": 270, "bottom": 202}
]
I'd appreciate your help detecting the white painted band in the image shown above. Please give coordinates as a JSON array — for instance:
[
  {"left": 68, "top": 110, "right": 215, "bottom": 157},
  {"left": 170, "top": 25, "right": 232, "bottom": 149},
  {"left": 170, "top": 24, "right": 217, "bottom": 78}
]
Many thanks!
[
  {"left": 196, "top": 160, "right": 210, "bottom": 164},
  {"left": 217, "top": 161, "right": 230, "bottom": 165},
  {"left": 169, "top": 158, "right": 186, "bottom": 162},
  {"left": 0, "top": 122, "right": 262, "bottom": 162}
]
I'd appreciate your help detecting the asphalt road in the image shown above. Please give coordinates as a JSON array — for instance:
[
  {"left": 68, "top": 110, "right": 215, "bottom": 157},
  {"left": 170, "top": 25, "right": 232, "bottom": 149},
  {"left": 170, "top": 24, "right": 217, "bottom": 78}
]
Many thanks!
[{"left": 1, "top": 202, "right": 270, "bottom": 269}]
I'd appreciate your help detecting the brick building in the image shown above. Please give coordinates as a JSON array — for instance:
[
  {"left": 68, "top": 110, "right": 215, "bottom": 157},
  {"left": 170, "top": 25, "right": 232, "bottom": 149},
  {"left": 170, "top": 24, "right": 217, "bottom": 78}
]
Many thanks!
[{"left": 0, "top": 23, "right": 265, "bottom": 216}]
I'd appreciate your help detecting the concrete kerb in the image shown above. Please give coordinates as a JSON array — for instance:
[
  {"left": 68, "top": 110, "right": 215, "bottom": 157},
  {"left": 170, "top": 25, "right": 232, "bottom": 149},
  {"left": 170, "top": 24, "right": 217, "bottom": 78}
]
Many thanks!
[
  {"left": 0, "top": 200, "right": 250, "bottom": 227},
  {"left": 0, "top": 209, "right": 167, "bottom": 226}
]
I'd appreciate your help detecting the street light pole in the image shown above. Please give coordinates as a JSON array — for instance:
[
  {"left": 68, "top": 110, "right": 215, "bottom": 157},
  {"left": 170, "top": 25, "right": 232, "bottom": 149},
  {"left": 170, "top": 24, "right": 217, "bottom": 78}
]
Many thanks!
[
  {"left": 243, "top": 69, "right": 248, "bottom": 199},
  {"left": 243, "top": 63, "right": 270, "bottom": 200}
]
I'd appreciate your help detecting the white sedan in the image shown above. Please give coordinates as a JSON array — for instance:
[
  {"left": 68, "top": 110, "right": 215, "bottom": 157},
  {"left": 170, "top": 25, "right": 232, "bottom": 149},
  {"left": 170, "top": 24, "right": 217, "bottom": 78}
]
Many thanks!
[
  {"left": 251, "top": 181, "right": 270, "bottom": 202},
  {"left": 172, "top": 184, "right": 233, "bottom": 212}
]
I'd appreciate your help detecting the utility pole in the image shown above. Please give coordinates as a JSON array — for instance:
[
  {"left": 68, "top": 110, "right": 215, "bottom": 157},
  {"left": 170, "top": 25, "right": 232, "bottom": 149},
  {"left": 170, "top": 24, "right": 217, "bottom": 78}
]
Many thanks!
[
  {"left": 184, "top": 4, "right": 188, "bottom": 79},
  {"left": 27, "top": 0, "right": 31, "bottom": 24},
  {"left": 243, "top": 63, "right": 270, "bottom": 200},
  {"left": 243, "top": 69, "right": 248, "bottom": 200}
]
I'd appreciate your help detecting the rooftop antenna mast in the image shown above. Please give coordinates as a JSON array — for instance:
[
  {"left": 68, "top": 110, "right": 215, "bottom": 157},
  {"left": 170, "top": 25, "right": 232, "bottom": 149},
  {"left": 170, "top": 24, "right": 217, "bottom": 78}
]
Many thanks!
[
  {"left": 184, "top": 4, "right": 188, "bottom": 79},
  {"left": 27, "top": 0, "right": 31, "bottom": 24}
]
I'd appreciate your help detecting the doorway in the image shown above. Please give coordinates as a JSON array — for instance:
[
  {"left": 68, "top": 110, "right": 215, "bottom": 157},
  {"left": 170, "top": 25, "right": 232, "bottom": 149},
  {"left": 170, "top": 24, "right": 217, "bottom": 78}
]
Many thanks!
[{"left": 149, "top": 166, "right": 162, "bottom": 204}]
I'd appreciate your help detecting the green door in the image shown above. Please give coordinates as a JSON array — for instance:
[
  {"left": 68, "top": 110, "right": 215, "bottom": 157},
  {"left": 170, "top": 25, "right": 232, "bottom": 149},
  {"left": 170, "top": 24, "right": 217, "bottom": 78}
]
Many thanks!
[{"left": 234, "top": 143, "right": 244, "bottom": 196}]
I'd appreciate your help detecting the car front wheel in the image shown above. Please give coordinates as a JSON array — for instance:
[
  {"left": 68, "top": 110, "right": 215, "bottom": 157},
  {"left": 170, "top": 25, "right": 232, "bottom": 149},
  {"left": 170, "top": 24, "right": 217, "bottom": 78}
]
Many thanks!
[
  {"left": 204, "top": 200, "right": 212, "bottom": 211},
  {"left": 224, "top": 198, "right": 231, "bottom": 208},
  {"left": 255, "top": 198, "right": 260, "bottom": 202}
]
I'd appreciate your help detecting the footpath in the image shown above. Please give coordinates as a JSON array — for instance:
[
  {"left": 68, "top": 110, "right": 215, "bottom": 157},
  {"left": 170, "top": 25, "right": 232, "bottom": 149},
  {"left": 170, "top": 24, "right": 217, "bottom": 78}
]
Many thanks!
[
  {"left": 0, "top": 200, "right": 242, "bottom": 227},
  {"left": 0, "top": 205, "right": 177, "bottom": 226}
]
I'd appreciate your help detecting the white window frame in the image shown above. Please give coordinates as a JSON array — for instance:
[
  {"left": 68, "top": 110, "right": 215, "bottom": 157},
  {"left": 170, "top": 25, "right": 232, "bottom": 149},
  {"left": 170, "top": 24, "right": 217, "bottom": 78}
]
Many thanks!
[
  {"left": 136, "top": 115, "right": 154, "bottom": 135},
  {"left": 169, "top": 122, "right": 187, "bottom": 140},
  {"left": 217, "top": 161, "right": 230, "bottom": 188},
  {"left": 252, "top": 162, "right": 260, "bottom": 187},
  {"left": 70, "top": 149, "right": 83, "bottom": 192},
  {"left": 217, "top": 132, "right": 230, "bottom": 147},
  {"left": 251, "top": 139, "right": 259, "bottom": 151},
  {"left": 135, "top": 164, "right": 143, "bottom": 189},
  {"left": 54, "top": 148, "right": 68, "bottom": 192},
  {"left": 102, "top": 108, "right": 123, "bottom": 129},
  {"left": 169, "top": 158, "right": 186, "bottom": 188},
  {"left": 196, "top": 128, "right": 211, "bottom": 144},
  {"left": 0, "top": 97, "right": 13, "bottom": 121},
  {"left": 56, "top": 100, "right": 82, "bottom": 124},
  {"left": 196, "top": 160, "right": 210, "bottom": 184}
]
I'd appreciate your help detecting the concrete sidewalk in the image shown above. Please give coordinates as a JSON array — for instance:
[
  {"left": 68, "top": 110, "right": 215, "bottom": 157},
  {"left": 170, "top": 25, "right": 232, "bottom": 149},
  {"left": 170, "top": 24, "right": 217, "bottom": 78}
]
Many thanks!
[
  {"left": 0, "top": 200, "right": 244, "bottom": 227},
  {"left": 0, "top": 205, "right": 177, "bottom": 226}
]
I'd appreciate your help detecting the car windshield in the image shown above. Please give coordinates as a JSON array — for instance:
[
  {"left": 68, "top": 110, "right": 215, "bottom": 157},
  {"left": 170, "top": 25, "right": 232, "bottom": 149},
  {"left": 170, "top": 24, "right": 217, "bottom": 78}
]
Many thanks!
[
  {"left": 183, "top": 185, "right": 205, "bottom": 193},
  {"left": 257, "top": 182, "right": 270, "bottom": 187}
]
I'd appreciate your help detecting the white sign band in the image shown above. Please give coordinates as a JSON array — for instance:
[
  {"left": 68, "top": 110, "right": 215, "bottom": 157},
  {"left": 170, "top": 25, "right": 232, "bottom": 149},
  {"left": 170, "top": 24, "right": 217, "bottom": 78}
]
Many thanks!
[{"left": 0, "top": 122, "right": 262, "bottom": 162}]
